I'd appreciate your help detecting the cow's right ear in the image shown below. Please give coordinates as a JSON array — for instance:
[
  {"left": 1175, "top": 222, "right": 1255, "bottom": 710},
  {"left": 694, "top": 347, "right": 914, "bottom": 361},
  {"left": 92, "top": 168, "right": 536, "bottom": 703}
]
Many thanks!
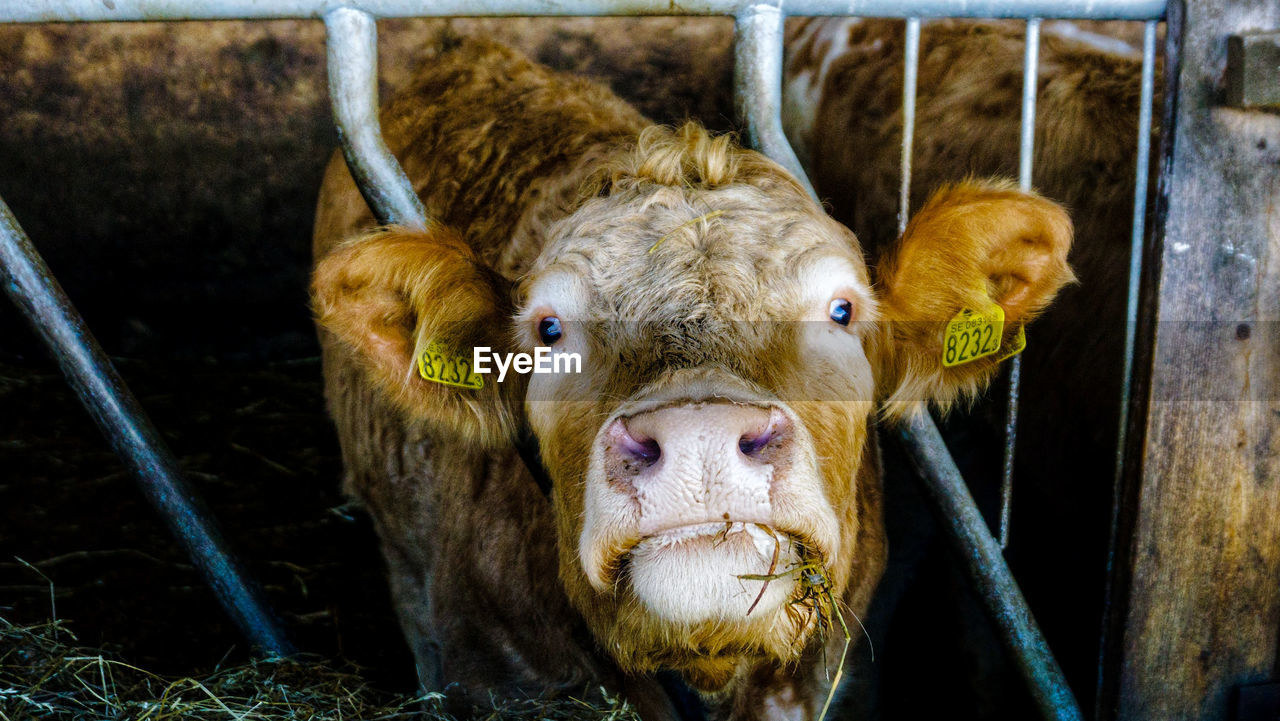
[
  {"left": 312, "top": 225, "right": 519, "bottom": 447},
  {"left": 872, "top": 180, "right": 1075, "bottom": 421}
]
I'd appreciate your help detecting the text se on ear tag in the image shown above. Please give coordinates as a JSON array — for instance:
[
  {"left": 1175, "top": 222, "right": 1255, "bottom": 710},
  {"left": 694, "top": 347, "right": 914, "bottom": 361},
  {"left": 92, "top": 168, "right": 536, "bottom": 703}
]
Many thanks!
[
  {"left": 417, "top": 340, "right": 484, "bottom": 390},
  {"left": 942, "top": 302, "right": 1005, "bottom": 368}
]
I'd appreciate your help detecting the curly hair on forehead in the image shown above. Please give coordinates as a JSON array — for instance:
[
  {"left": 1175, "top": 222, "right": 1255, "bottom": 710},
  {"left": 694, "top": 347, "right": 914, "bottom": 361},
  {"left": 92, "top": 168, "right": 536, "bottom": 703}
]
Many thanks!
[{"left": 581, "top": 122, "right": 808, "bottom": 198}]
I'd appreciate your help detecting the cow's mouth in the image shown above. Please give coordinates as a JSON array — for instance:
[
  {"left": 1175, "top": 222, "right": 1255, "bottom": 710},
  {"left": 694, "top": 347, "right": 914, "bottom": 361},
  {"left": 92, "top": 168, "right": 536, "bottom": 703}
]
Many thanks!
[
  {"left": 637, "top": 520, "right": 796, "bottom": 552},
  {"left": 618, "top": 521, "right": 809, "bottom": 624}
]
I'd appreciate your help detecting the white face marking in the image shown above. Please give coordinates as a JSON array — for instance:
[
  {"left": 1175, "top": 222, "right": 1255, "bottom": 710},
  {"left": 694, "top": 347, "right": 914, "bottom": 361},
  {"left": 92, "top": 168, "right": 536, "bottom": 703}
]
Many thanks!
[
  {"left": 793, "top": 255, "right": 878, "bottom": 404},
  {"left": 795, "top": 254, "right": 876, "bottom": 324},
  {"left": 580, "top": 398, "right": 835, "bottom": 624},
  {"left": 520, "top": 271, "right": 586, "bottom": 328},
  {"left": 627, "top": 522, "right": 801, "bottom": 624},
  {"left": 761, "top": 683, "right": 808, "bottom": 721},
  {"left": 520, "top": 271, "right": 593, "bottom": 418},
  {"left": 1045, "top": 21, "right": 1140, "bottom": 57},
  {"left": 782, "top": 67, "right": 818, "bottom": 167},
  {"left": 783, "top": 18, "right": 863, "bottom": 168}
]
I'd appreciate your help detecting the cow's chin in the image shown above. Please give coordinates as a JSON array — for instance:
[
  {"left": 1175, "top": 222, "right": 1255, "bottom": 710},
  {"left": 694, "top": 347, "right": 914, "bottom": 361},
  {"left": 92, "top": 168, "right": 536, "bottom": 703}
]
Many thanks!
[{"left": 626, "top": 522, "right": 802, "bottom": 626}]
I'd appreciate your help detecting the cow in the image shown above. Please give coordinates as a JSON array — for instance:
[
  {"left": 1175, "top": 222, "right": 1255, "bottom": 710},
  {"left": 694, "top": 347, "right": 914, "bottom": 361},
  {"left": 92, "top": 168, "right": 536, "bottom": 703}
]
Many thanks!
[
  {"left": 783, "top": 17, "right": 1154, "bottom": 716},
  {"left": 311, "top": 37, "right": 1074, "bottom": 720}
]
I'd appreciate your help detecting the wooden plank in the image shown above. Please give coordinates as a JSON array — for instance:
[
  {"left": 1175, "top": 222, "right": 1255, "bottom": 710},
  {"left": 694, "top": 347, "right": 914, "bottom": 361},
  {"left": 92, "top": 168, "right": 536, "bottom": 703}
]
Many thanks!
[{"left": 1108, "top": 0, "right": 1280, "bottom": 718}]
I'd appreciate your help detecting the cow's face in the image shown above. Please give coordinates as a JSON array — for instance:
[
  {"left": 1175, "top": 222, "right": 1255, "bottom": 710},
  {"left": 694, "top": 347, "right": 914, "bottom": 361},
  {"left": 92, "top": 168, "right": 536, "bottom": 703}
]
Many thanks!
[
  {"left": 514, "top": 128, "right": 879, "bottom": 679},
  {"left": 313, "top": 123, "right": 1073, "bottom": 688}
]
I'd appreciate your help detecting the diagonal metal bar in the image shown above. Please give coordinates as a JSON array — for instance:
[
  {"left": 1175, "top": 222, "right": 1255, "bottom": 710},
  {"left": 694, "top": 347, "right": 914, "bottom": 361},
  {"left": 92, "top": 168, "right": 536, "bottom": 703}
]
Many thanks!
[
  {"left": 897, "top": 414, "right": 1084, "bottom": 721},
  {"left": 733, "top": 3, "right": 817, "bottom": 199},
  {"left": 0, "top": 196, "right": 294, "bottom": 658},
  {"left": 324, "top": 7, "right": 429, "bottom": 230}
]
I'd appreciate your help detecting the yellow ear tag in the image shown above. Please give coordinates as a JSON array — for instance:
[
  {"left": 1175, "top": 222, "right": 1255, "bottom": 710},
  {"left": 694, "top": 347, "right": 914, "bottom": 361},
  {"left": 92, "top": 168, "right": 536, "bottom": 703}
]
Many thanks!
[
  {"left": 942, "top": 302, "right": 1005, "bottom": 368},
  {"left": 996, "top": 324, "right": 1027, "bottom": 362},
  {"left": 417, "top": 340, "right": 484, "bottom": 390}
]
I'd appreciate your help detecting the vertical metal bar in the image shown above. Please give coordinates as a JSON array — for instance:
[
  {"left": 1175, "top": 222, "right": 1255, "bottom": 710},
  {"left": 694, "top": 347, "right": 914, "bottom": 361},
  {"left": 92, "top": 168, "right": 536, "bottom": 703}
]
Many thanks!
[
  {"left": 898, "top": 414, "right": 1084, "bottom": 721},
  {"left": 898, "top": 17, "right": 922, "bottom": 235},
  {"left": 1113, "top": 19, "right": 1157, "bottom": 520},
  {"left": 1000, "top": 16, "right": 1040, "bottom": 551},
  {"left": 1017, "top": 18, "right": 1041, "bottom": 191},
  {"left": 733, "top": 3, "right": 819, "bottom": 200},
  {"left": 323, "top": 7, "right": 442, "bottom": 690},
  {"left": 324, "top": 7, "right": 430, "bottom": 230},
  {"left": 1097, "top": 18, "right": 1158, "bottom": 715},
  {"left": 0, "top": 196, "right": 294, "bottom": 658}
]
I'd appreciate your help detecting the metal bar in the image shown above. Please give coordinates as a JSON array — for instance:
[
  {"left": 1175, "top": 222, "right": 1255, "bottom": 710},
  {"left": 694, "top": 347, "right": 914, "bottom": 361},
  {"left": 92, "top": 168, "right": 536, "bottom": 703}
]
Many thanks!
[
  {"left": 324, "top": 8, "right": 441, "bottom": 689},
  {"left": 898, "top": 16, "right": 921, "bottom": 236},
  {"left": 999, "top": 16, "right": 1040, "bottom": 551},
  {"left": 733, "top": 3, "right": 817, "bottom": 200},
  {"left": 898, "top": 414, "right": 1085, "bottom": 721},
  {"left": 2, "top": 0, "right": 1166, "bottom": 23},
  {"left": 1018, "top": 18, "right": 1041, "bottom": 191},
  {"left": 1112, "top": 19, "right": 1157, "bottom": 531},
  {"left": 1000, "top": 365, "right": 1021, "bottom": 549},
  {"left": 324, "top": 7, "right": 429, "bottom": 230},
  {"left": 0, "top": 196, "right": 294, "bottom": 658},
  {"left": 1096, "top": 19, "right": 1158, "bottom": 714}
]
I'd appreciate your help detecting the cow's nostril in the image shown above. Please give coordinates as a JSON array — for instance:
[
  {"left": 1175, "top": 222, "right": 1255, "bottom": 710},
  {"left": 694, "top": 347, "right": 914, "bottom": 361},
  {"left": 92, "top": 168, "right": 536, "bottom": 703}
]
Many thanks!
[
  {"left": 738, "top": 428, "right": 774, "bottom": 457},
  {"left": 617, "top": 424, "right": 661, "bottom": 465},
  {"left": 630, "top": 437, "right": 661, "bottom": 464}
]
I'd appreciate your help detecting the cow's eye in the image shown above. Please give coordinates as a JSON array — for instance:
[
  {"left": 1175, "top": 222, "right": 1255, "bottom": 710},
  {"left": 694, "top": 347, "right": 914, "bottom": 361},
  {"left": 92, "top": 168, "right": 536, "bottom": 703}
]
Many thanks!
[
  {"left": 538, "top": 316, "right": 563, "bottom": 345},
  {"left": 828, "top": 299, "right": 853, "bottom": 326}
]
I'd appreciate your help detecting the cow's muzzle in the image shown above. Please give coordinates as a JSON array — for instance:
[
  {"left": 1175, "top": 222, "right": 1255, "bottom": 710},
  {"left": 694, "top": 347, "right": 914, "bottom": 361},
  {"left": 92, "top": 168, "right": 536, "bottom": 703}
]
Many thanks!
[{"left": 580, "top": 399, "right": 840, "bottom": 625}]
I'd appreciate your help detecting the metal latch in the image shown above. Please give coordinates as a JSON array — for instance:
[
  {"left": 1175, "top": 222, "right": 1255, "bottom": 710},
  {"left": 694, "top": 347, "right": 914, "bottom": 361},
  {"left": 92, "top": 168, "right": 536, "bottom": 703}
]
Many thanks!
[{"left": 1226, "top": 32, "right": 1280, "bottom": 109}]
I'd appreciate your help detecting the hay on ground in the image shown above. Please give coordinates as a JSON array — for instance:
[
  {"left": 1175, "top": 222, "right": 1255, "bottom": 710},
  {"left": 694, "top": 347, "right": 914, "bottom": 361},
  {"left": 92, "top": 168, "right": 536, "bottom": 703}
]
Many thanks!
[{"left": 0, "top": 616, "right": 640, "bottom": 721}]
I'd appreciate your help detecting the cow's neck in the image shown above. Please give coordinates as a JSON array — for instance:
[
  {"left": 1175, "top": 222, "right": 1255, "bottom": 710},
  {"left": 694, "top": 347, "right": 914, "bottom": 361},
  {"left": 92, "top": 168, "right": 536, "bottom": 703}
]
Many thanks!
[{"left": 513, "top": 424, "right": 553, "bottom": 497}]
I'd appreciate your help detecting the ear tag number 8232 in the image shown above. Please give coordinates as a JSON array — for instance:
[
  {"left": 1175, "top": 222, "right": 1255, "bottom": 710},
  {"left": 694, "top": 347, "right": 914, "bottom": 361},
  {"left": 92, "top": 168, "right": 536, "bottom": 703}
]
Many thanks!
[
  {"left": 943, "top": 302, "right": 1006, "bottom": 368},
  {"left": 417, "top": 341, "right": 484, "bottom": 389}
]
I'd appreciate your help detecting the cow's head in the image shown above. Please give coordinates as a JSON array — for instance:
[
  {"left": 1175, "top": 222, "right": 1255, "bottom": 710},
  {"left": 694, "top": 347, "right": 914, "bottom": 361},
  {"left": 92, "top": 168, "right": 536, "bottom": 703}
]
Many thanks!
[{"left": 313, "top": 123, "right": 1073, "bottom": 689}]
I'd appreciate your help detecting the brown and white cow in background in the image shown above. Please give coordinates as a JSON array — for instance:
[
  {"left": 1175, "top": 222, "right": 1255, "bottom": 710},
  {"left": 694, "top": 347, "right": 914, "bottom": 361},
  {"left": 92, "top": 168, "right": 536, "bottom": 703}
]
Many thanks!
[
  {"left": 311, "top": 38, "right": 1072, "bottom": 720},
  {"left": 784, "top": 18, "right": 1154, "bottom": 715}
]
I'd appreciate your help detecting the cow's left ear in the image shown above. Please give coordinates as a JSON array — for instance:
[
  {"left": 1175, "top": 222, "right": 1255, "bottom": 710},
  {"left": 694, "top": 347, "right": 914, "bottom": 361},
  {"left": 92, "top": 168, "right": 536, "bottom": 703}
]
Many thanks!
[
  {"left": 312, "top": 224, "right": 521, "bottom": 447},
  {"left": 872, "top": 179, "right": 1075, "bottom": 421}
]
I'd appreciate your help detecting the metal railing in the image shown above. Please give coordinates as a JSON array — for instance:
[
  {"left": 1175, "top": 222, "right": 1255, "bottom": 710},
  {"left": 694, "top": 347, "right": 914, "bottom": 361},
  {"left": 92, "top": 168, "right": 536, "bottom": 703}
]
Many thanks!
[
  {"left": 0, "top": 1, "right": 1164, "bottom": 718},
  {"left": 8, "top": 0, "right": 1165, "bottom": 21},
  {"left": 0, "top": 198, "right": 294, "bottom": 658}
]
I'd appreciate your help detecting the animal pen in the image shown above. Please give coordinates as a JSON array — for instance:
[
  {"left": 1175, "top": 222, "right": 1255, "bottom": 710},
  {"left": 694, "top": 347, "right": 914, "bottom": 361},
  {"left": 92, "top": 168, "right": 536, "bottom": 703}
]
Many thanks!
[{"left": 0, "top": 1, "right": 1276, "bottom": 720}]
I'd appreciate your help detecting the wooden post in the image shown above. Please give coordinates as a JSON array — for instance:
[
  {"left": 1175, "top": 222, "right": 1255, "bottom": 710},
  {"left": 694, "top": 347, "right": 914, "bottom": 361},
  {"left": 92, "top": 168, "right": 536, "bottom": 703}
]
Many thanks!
[{"left": 1103, "top": 0, "right": 1280, "bottom": 718}]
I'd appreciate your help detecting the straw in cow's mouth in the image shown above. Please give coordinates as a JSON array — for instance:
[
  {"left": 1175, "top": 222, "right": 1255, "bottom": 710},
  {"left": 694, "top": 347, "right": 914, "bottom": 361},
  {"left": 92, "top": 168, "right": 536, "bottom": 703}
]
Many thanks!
[
  {"left": 744, "top": 523, "right": 782, "bottom": 615},
  {"left": 739, "top": 555, "right": 850, "bottom": 721}
]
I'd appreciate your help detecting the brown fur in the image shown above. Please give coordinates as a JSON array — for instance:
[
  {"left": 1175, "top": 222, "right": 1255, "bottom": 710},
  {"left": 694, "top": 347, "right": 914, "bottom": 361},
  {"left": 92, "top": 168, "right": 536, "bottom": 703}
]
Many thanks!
[{"left": 312, "top": 38, "right": 1073, "bottom": 719}]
